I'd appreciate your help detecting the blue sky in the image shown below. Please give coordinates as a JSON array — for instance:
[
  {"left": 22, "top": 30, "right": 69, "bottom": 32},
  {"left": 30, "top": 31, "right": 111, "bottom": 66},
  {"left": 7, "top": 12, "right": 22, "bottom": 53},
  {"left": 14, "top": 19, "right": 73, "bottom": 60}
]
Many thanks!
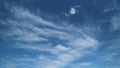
[{"left": 0, "top": 0, "right": 120, "bottom": 68}]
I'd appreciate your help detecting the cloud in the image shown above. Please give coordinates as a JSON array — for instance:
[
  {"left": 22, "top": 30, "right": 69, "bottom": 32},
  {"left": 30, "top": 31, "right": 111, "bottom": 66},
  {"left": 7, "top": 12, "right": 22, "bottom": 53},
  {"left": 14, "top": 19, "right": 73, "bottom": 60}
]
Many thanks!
[
  {"left": 103, "top": 0, "right": 120, "bottom": 13},
  {"left": 54, "top": 44, "right": 71, "bottom": 51},
  {"left": 65, "top": 7, "right": 76, "bottom": 17},
  {"left": 70, "top": 7, "right": 76, "bottom": 15},
  {"left": 111, "top": 14, "right": 120, "bottom": 30},
  {"left": 0, "top": 5, "right": 99, "bottom": 68},
  {"left": 65, "top": 6, "right": 81, "bottom": 17},
  {"left": 98, "top": 53, "right": 118, "bottom": 61},
  {"left": 0, "top": 56, "right": 40, "bottom": 68},
  {"left": 106, "top": 39, "right": 120, "bottom": 50},
  {"left": 68, "top": 36, "right": 98, "bottom": 49},
  {"left": 79, "top": 62, "right": 93, "bottom": 67},
  {"left": 9, "top": 6, "right": 64, "bottom": 29},
  {"left": 67, "top": 62, "right": 93, "bottom": 68}
]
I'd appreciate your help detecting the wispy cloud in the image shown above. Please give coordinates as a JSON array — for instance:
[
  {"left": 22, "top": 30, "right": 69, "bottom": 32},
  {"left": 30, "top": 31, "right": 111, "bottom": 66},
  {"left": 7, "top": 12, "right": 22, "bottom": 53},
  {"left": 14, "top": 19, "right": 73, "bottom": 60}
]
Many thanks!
[
  {"left": 79, "top": 62, "right": 93, "bottom": 67},
  {"left": 103, "top": 0, "right": 120, "bottom": 13},
  {"left": 67, "top": 62, "right": 93, "bottom": 68},
  {"left": 0, "top": 5, "right": 99, "bottom": 68},
  {"left": 98, "top": 53, "right": 118, "bottom": 61},
  {"left": 111, "top": 12, "right": 120, "bottom": 31}
]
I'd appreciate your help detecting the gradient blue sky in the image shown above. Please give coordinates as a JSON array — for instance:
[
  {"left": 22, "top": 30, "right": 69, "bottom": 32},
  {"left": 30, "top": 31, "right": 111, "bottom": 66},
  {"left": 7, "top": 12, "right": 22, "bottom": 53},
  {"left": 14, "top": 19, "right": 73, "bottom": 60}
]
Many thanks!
[{"left": 0, "top": 0, "right": 120, "bottom": 68}]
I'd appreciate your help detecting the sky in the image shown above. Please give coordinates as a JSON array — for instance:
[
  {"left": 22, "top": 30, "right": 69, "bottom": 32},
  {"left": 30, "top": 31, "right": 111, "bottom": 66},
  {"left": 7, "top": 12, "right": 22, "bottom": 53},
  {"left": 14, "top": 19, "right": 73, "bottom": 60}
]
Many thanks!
[{"left": 0, "top": 0, "right": 120, "bottom": 68}]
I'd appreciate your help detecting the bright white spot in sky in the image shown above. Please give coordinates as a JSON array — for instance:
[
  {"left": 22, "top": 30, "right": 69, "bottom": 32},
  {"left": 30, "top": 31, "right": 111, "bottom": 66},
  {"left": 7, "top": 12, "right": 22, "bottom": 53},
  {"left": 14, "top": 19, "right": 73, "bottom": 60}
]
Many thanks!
[{"left": 64, "top": 5, "right": 82, "bottom": 17}]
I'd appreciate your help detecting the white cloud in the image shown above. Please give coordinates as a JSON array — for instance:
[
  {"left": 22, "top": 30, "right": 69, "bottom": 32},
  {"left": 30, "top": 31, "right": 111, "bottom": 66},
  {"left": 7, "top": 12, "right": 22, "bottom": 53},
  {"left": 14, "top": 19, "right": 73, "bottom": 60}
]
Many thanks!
[
  {"left": 111, "top": 13, "right": 120, "bottom": 30},
  {"left": 67, "top": 62, "right": 93, "bottom": 68},
  {"left": 55, "top": 44, "right": 71, "bottom": 51},
  {"left": 107, "top": 45, "right": 120, "bottom": 50},
  {"left": 79, "top": 62, "right": 93, "bottom": 67},
  {"left": 12, "top": 29, "right": 48, "bottom": 42},
  {"left": 65, "top": 6, "right": 81, "bottom": 17},
  {"left": 1, "top": 5, "right": 99, "bottom": 68},
  {"left": 9, "top": 6, "right": 63, "bottom": 29},
  {"left": 68, "top": 36, "right": 99, "bottom": 49},
  {"left": 103, "top": 0, "right": 120, "bottom": 13},
  {"left": 99, "top": 53, "right": 118, "bottom": 61},
  {"left": 70, "top": 7, "right": 76, "bottom": 15}
]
